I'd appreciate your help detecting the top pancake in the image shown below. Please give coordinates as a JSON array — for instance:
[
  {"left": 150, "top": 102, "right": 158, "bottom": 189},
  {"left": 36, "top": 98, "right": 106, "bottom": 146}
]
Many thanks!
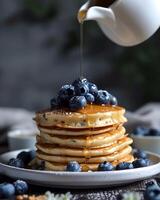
[{"left": 35, "top": 105, "right": 127, "bottom": 129}]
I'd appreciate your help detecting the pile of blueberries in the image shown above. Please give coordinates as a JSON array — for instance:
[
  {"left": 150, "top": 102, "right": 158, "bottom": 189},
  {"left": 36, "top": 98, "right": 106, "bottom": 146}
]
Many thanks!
[
  {"left": 50, "top": 77, "right": 118, "bottom": 111},
  {"left": 0, "top": 180, "right": 28, "bottom": 199},
  {"left": 66, "top": 149, "right": 151, "bottom": 172},
  {"left": 133, "top": 127, "right": 160, "bottom": 137}
]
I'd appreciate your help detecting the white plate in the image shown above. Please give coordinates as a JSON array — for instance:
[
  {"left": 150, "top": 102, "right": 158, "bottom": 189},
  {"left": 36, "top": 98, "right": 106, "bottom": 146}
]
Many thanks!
[{"left": 0, "top": 150, "right": 160, "bottom": 188}]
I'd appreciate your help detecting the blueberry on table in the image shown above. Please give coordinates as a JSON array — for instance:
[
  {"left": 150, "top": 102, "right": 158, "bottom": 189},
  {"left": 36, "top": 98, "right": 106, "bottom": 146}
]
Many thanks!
[
  {"left": 0, "top": 183, "right": 15, "bottom": 198},
  {"left": 133, "top": 127, "right": 149, "bottom": 136},
  {"left": 149, "top": 128, "right": 160, "bottom": 136},
  {"left": 132, "top": 159, "right": 150, "bottom": 168},
  {"left": 133, "top": 149, "right": 148, "bottom": 159},
  {"left": 14, "top": 180, "right": 28, "bottom": 195},
  {"left": 8, "top": 158, "right": 24, "bottom": 168},
  {"left": 116, "top": 162, "right": 134, "bottom": 170},
  {"left": 98, "top": 162, "right": 114, "bottom": 171},
  {"left": 109, "top": 95, "right": 118, "bottom": 106},
  {"left": 66, "top": 161, "right": 81, "bottom": 172},
  {"left": 85, "top": 93, "right": 95, "bottom": 103},
  {"left": 144, "top": 185, "right": 160, "bottom": 200},
  {"left": 69, "top": 96, "right": 87, "bottom": 111},
  {"left": 88, "top": 83, "right": 98, "bottom": 96},
  {"left": 96, "top": 90, "right": 110, "bottom": 105}
]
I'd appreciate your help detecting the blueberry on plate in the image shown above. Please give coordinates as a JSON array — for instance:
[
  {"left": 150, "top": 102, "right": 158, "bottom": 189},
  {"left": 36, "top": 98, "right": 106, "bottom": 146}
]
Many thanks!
[
  {"left": 133, "top": 126, "right": 149, "bottom": 136},
  {"left": 98, "top": 161, "right": 114, "bottom": 171},
  {"left": 85, "top": 93, "right": 95, "bottom": 104},
  {"left": 144, "top": 184, "right": 160, "bottom": 200},
  {"left": 132, "top": 159, "right": 150, "bottom": 168},
  {"left": 0, "top": 183, "right": 15, "bottom": 198},
  {"left": 14, "top": 180, "right": 28, "bottom": 195},
  {"left": 69, "top": 96, "right": 87, "bottom": 111},
  {"left": 74, "top": 82, "right": 89, "bottom": 96},
  {"left": 8, "top": 158, "right": 24, "bottom": 168},
  {"left": 17, "top": 151, "right": 32, "bottom": 165},
  {"left": 149, "top": 128, "right": 160, "bottom": 136},
  {"left": 116, "top": 162, "right": 134, "bottom": 170},
  {"left": 96, "top": 90, "right": 110, "bottom": 105},
  {"left": 109, "top": 95, "right": 118, "bottom": 106},
  {"left": 88, "top": 83, "right": 98, "bottom": 96},
  {"left": 66, "top": 161, "right": 81, "bottom": 172},
  {"left": 133, "top": 149, "right": 148, "bottom": 159}
]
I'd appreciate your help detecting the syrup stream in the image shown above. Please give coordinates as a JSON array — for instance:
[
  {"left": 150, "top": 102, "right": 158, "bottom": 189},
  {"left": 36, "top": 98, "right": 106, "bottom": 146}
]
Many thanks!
[{"left": 80, "top": 23, "right": 84, "bottom": 78}]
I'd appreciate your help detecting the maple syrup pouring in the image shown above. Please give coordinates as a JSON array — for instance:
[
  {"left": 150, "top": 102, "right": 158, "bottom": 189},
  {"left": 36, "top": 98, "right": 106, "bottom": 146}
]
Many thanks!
[{"left": 80, "top": 22, "right": 84, "bottom": 78}]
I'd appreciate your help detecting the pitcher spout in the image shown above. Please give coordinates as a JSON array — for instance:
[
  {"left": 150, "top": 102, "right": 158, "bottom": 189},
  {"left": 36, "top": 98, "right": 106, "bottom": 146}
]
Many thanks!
[{"left": 78, "top": 4, "right": 115, "bottom": 26}]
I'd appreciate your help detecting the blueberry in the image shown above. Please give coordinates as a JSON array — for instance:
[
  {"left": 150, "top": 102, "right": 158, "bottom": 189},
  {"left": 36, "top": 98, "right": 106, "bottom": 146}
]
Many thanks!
[
  {"left": 132, "top": 159, "right": 150, "bottom": 168},
  {"left": 17, "top": 151, "right": 31, "bottom": 165},
  {"left": 146, "top": 181, "right": 157, "bottom": 188},
  {"left": 8, "top": 158, "right": 24, "bottom": 168},
  {"left": 133, "top": 149, "right": 148, "bottom": 159},
  {"left": 144, "top": 185, "right": 160, "bottom": 200},
  {"left": 72, "top": 78, "right": 88, "bottom": 87},
  {"left": 0, "top": 183, "right": 15, "bottom": 198},
  {"left": 14, "top": 180, "right": 28, "bottom": 195},
  {"left": 133, "top": 127, "right": 149, "bottom": 136},
  {"left": 50, "top": 98, "right": 59, "bottom": 109},
  {"left": 149, "top": 128, "right": 160, "bottom": 136},
  {"left": 98, "top": 162, "right": 114, "bottom": 171},
  {"left": 96, "top": 90, "right": 110, "bottom": 105},
  {"left": 75, "top": 83, "right": 89, "bottom": 96},
  {"left": 88, "top": 83, "right": 98, "bottom": 96},
  {"left": 85, "top": 93, "right": 95, "bottom": 104},
  {"left": 66, "top": 161, "right": 81, "bottom": 172},
  {"left": 116, "top": 162, "right": 134, "bottom": 170},
  {"left": 109, "top": 95, "right": 118, "bottom": 106},
  {"left": 69, "top": 96, "right": 87, "bottom": 111},
  {"left": 58, "top": 85, "right": 75, "bottom": 101}
]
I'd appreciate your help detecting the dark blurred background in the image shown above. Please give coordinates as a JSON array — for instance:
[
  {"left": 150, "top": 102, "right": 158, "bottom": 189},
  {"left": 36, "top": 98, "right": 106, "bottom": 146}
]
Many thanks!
[{"left": 0, "top": 0, "right": 160, "bottom": 111}]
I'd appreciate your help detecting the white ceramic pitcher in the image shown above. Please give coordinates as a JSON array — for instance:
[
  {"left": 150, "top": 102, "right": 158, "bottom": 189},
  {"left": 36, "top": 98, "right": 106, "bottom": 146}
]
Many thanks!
[{"left": 78, "top": 0, "right": 160, "bottom": 46}]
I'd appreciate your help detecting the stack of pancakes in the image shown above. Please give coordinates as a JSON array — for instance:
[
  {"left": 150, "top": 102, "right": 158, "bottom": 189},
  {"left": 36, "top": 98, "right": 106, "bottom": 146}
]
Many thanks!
[{"left": 35, "top": 105, "right": 134, "bottom": 171}]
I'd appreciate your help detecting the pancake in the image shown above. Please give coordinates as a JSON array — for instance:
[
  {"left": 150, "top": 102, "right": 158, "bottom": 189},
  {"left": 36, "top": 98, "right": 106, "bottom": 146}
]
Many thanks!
[
  {"left": 35, "top": 103, "right": 134, "bottom": 172},
  {"left": 36, "top": 137, "right": 133, "bottom": 157},
  {"left": 38, "top": 124, "right": 120, "bottom": 136},
  {"left": 36, "top": 146, "right": 132, "bottom": 164},
  {"left": 38, "top": 126, "right": 126, "bottom": 148},
  {"left": 40, "top": 154, "right": 134, "bottom": 171},
  {"left": 35, "top": 105, "right": 127, "bottom": 129}
]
